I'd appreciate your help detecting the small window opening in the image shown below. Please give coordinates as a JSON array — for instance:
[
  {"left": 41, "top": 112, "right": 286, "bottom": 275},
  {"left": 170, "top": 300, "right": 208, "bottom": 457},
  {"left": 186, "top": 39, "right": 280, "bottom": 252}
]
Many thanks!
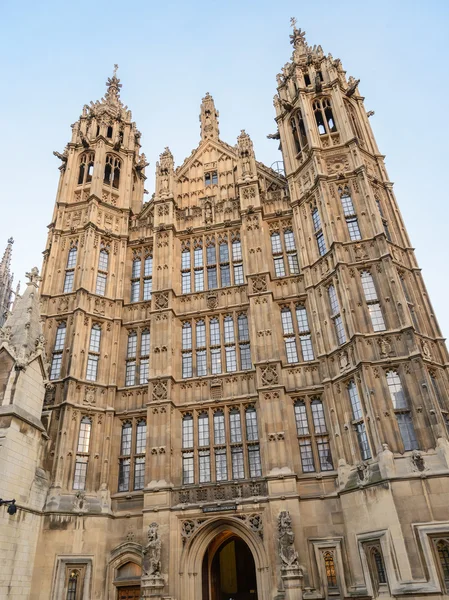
[
  {"left": 96, "top": 125, "right": 100, "bottom": 137},
  {"left": 205, "top": 172, "right": 211, "bottom": 186},
  {"left": 315, "top": 108, "right": 326, "bottom": 135},
  {"left": 304, "top": 73, "right": 311, "bottom": 86},
  {"left": 317, "top": 70, "right": 324, "bottom": 81},
  {"left": 78, "top": 163, "right": 85, "bottom": 185},
  {"left": 107, "top": 126, "right": 113, "bottom": 139},
  {"left": 104, "top": 163, "right": 112, "bottom": 185},
  {"left": 86, "top": 161, "right": 94, "bottom": 183}
]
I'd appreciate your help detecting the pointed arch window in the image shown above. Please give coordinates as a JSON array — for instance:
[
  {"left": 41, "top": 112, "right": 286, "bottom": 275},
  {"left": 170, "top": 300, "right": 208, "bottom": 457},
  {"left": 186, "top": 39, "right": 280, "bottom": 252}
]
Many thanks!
[
  {"left": 118, "top": 419, "right": 146, "bottom": 491},
  {"left": 64, "top": 246, "right": 77, "bottom": 293},
  {"left": 271, "top": 229, "right": 300, "bottom": 277},
  {"left": 339, "top": 185, "right": 362, "bottom": 241},
  {"left": 104, "top": 154, "right": 121, "bottom": 189},
  {"left": 323, "top": 551, "right": 338, "bottom": 588},
  {"left": 294, "top": 397, "right": 333, "bottom": 472},
  {"left": 290, "top": 109, "right": 308, "bottom": 155},
  {"left": 345, "top": 100, "right": 364, "bottom": 143},
  {"left": 386, "top": 369, "right": 418, "bottom": 451},
  {"left": 86, "top": 324, "right": 101, "bottom": 381},
  {"left": 436, "top": 539, "right": 449, "bottom": 592},
  {"left": 78, "top": 152, "right": 95, "bottom": 186},
  {"left": 131, "top": 258, "right": 141, "bottom": 302},
  {"left": 73, "top": 416, "right": 91, "bottom": 490},
  {"left": 50, "top": 322, "right": 66, "bottom": 380},
  {"left": 96, "top": 248, "right": 109, "bottom": 296},
  {"left": 66, "top": 570, "right": 79, "bottom": 600},
  {"left": 312, "top": 208, "right": 327, "bottom": 256},
  {"left": 348, "top": 380, "right": 371, "bottom": 460},
  {"left": 360, "top": 271, "right": 386, "bottom": 331},
  {"left": 328, "top": 284, "right": 346, "bottom": 345},
  {"left": 313, "top": 98, "right": 337, "bottom": 135}
]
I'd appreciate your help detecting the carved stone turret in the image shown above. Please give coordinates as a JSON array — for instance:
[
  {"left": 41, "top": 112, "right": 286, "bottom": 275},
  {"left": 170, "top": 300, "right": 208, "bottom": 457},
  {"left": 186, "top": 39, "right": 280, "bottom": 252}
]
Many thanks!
[{"left": 200, "top": 92, "right": 219, "bottom": 140}]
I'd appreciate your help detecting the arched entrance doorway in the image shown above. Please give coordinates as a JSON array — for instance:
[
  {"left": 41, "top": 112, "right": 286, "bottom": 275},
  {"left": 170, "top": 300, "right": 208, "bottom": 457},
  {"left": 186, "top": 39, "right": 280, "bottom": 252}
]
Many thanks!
[{"left": 201, "top": 531, "right": 258, "bottom": 600}]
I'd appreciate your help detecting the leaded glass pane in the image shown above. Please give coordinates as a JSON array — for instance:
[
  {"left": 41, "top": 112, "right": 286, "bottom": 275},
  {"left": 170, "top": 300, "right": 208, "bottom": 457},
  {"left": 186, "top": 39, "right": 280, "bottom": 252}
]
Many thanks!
[
  {"left": 121, "top": 423, "right": 132, "bottom": 455},
  {"left": 285, "top": 339, "right": 298, "bottom": 363},
  {"left": 245, "top": 408, "right": 258, "bottom": 441},
  {"left": 215, "top": 448, "right": 227, "bottom": 481},
  {"left": 386, "top": 371, "right": 407, "bottom": 409},
  {"left": 199, "top": 450, "right": 211, "bottom": 483},
  {"left": 316, "top": 436, "right": 334, "bottom": 470},
  {"left": 210, "top": 319, "right": 220, "bottom": 345},
  {"left": 311, "top": 400, "right": 327, "bottom": 433},
  {"left": 77, "top": 417, "right": 92, "bottom": 452},
  {"left": 295, "top": 402, "right": 309, "bottom": 436},
  {"left": 182, "top": 416, "right": 193, "bottom": 448},
  {"left": 198, "top": 413, "right": 210, "bottom": 447},
  {"left": 299, "top": 439, "right": 315, "bottom": 472},
  {"left": 214, "top": 411, "right": 225, "bottom": 444},
  {"left": 231, "top": 446, "right": 245, "bottom": 479},
  {"left": 182, "top": 323, "right": 192, "bottom": 350},
  {"left": 127, "top": 333, "right": 137, "bottom": 358},
  {"left": 134, "top": 456, "right": 145, "bottom": 490},
  {"left": 230, "top": 410, "right": 242, "bottom": 443},
  {"left": 248, "top": 445, "right": 262, "bottom": 477}
]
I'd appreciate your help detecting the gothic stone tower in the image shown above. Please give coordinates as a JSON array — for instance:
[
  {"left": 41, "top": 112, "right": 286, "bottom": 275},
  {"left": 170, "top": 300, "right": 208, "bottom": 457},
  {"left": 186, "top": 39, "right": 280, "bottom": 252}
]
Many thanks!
[
  {"left": 0, "top": 237, "right": 14, "bottom": 326},
  {"left": 18, "top": 26, "right": 449, "bottom": 600}
]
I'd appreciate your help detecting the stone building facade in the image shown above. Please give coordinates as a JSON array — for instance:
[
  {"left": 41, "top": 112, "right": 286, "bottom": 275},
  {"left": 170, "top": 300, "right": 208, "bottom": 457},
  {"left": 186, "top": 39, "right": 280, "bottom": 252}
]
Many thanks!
[{"left": 1, "top": 24, "right": 449, "bottom": 600}]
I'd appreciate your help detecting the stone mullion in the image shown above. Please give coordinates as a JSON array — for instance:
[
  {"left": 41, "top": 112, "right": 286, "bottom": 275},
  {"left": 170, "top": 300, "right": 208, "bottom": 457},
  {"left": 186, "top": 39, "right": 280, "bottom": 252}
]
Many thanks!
[{"left": 101, "top": 408, "right": 114, "bottom": 488}]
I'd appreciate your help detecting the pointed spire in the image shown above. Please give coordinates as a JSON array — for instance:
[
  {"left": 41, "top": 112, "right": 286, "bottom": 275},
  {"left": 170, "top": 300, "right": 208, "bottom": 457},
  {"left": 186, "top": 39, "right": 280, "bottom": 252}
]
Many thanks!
[
  {"left": 104, "top": 64, "right": 123, "bottom": 107},
  {"left": 200, "top": 93, "right": 219, "bottom": 141},
  {"left": 0, "top": 238, "right": 14, "bottom": 328},
  {"left": 0, "top": 267, "right": 46, "bottom": 367},
  {"left": 0, "top": 237, "right": 13, "bottom": 277}
]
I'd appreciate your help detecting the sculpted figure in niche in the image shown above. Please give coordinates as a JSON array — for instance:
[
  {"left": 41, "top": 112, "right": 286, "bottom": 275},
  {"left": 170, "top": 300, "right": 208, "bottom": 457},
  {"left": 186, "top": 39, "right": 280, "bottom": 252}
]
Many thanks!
[
  {"left": 278, "top": 510, "right": 300, "bottom": 569},
  {"left": 143, "top": 522, "right": 161, "bottom": 577}
]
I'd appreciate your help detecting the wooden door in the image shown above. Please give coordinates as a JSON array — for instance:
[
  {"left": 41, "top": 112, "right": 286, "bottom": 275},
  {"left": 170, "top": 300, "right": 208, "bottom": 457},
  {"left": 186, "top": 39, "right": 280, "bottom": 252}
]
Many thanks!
[{"left": 118, "top": 587, "right": 141, "bottom": 600}]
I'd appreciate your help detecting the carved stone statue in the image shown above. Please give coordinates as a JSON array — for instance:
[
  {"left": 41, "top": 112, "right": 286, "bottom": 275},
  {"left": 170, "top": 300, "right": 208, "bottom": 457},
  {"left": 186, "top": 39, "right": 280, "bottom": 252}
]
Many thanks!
[
  {"left": 142, "top": 522, "right": 161, "bottom": 577},
  {"left": 278, "top": 511, "right": 300, "bottom": 569}
]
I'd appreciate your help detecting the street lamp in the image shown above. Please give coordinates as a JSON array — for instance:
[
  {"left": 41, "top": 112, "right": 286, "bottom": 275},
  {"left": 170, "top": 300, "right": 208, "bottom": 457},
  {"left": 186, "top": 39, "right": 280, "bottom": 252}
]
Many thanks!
[{"left": 0, "top": 499, "right": 17, "bottom": 515}]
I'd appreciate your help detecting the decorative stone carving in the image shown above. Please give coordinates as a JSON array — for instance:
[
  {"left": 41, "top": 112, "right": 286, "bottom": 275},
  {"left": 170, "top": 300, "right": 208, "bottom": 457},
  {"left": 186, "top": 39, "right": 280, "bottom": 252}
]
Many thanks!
[
  {"left": 152, "top": 379, "right": 167, "bottom": 401},
  {"left": 278, "top": 511, "right": 300, "bottom": 569},
  {"left": 142, "top": 522, "right": 161, "bottom": 577},
  {"left": 260, "top": 364, "right": 278, "bottom": 386},
  {"left": 181, "top": 519, "right": 206, "bottom": 545},
  {"left": 410, "top": 450, "right": 427, "bottom": 473},
  {"left": 206, "top": 293, "right": 218, "bottom": 310},
  {"left": 154, "top": 292, "right": 169, "bottom": 310},
  {"left": 379, "top": 337, "right": 392, "bottom": 357},
  {"left": 84, "top": 387, "right": 96, "bottom": 405},
  {"left": 251, "top": 275, "right": 267, "bottom": 294},
  {"left": 237, "top": 513, "right": 264, "bottom": 539}
]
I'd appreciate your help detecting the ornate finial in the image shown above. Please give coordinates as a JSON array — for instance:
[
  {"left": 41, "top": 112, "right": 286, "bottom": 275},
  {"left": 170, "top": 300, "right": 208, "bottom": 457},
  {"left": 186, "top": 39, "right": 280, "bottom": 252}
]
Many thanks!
[
  {"left": 113, "top": 63, "right": 119, "bottom": 77},
  {"left": 7, "top": 238, "right": 14, "bottom": 245},
  {"left": 289, "top": 19, "right": 307, "bottom": 50},
  {"left": 25, "top": 267, "right": 42, "bottom": 286}
]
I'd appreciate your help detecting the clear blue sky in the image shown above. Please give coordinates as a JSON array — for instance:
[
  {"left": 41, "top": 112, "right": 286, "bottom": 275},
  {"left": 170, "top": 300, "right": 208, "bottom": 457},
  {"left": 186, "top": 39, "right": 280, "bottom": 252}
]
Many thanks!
[{"left": 1, "top": 0, "right": 448, "bottom": 338}]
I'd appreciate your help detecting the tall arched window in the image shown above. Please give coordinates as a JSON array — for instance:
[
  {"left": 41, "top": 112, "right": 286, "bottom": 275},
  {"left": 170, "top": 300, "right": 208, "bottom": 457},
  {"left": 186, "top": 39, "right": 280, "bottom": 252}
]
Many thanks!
[
  {"left": 64, "top": 246, "right": 77, "bottom": 293},
  {"left": 196, "top": 320, "right": 207, "bottom": 377},
  {"left": 345, "top": 100, "right": 364, "bottom": 142},
  {"left": 290, "top": 109, "right": 308, "bottom": 154},
  {"left": 131, "top": 258, "right": 141, "bottom": 302},
  {"left": 96, "top": 248, "right": 109, "bottom": 296},
  {"left": 50, "top": 322, "right": 66, "bottom": 380},
  {"left": 78, "top": 152, "right": 94, "bottom": 185},
  {"left": 66, "top": 570, "right": 79, "bottom": 600},
  {"left": 74, "top": 416, "right": 92, "bottom": 490},
  {"left": 436, "top": 539, "right": 449, "bottom": 592},
  {"left": 313, "top": 98, "right": 337, "bottom": 135},
  {"left": 86, "top": 324, "right": 101, "bottom": 381},
  {"left": 323, "top": 551, "right": 338, "bottom": 588},
  {"left": 386, "top": 370, "right": 418, "bottom": 451},
  {"left": 104, "top": 155, "right": 121, "bottom": 189},
  {"left": 371, "top": 547, "right": 387, "bottom": 585}
]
